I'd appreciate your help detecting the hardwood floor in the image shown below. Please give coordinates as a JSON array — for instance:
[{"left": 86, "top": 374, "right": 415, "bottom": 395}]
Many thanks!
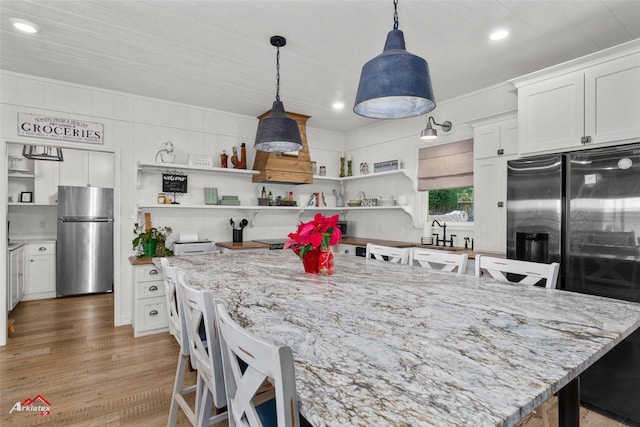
[{"left": 0, "top": 294, "right": 633, "bottom": 426}]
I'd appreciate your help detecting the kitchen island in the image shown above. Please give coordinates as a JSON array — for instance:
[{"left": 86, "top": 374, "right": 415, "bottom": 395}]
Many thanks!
[{"left": 157, "top": 251, "right": 640, "bottom": 426}]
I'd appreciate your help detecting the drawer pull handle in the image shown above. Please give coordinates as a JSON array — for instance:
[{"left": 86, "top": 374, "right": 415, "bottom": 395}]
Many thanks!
[
  {"left": 149, "top": 285, "right": 158, "bottom": 291},
  {"left": 149, "top": 310, "right": 159, "bottom": 316},
  {"left": 39, "top": 247, "right": 47, "bottom": 251},
  {"left": 149, "top": 269, "right": 159, "bottom": 275}
]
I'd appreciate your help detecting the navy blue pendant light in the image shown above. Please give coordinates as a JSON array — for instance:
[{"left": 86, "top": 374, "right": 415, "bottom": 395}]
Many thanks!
[
  {"left": 354, "top": 0, "right": 435, "bottom": 119},
  {"left": 254, "top": 35, "right": 303, "bottom": 152}
]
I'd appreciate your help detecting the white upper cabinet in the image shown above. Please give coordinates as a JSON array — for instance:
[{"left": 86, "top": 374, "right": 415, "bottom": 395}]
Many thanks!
[
  {"left": 473, "top": 116, "right": 518, "bottom": 160},
  {"left": 59, "top": 149, "right": 114, "bottom": 189},
  {"left": 513, "top": 43, "right": 640, "bottom": 156},
  {"left": 517, "top": 72, "right": 584, "bottom": 155},
  {"left": 584, "top": 53, "right": 640, "bottom": 145},
  {"left": 58, "top": 149, "right": 89, "bottom": 187},
  {"left": 34, "top": 161, "right": 60, "bottom": 205}
]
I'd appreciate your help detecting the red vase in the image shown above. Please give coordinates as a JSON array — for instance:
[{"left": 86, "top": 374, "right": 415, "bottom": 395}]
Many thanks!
[{"left": 301, "top": 247, "right": 334, "bottom": 275}]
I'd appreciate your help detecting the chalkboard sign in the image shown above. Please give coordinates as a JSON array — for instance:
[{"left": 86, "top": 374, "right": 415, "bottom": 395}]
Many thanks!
[{"left": 162, "top": 173, "right": 188, "bottom": 193}]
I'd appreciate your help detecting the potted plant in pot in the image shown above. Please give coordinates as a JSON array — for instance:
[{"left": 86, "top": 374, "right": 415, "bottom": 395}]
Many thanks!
[{"left": 132, "top": 223, "right": 173, "bottom": 258}]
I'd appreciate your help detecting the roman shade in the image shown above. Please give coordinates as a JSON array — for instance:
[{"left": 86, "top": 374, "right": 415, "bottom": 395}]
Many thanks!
[{"left": 417, "top": 139, "right": 473, "bottom": 191}]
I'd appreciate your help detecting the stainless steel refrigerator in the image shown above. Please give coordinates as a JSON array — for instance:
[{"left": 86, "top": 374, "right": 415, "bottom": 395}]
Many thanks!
[
  {"left": 57, "top": 186, "right": 114, "bottom": 297},
  {"left": 507, "top": 142, "right": 640, "bottom": 422}
]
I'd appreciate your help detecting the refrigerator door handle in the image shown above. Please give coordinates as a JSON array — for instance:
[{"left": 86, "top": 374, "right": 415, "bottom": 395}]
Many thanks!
[{"left": 60, "top": 217, "right": 113, "bottom": 223}]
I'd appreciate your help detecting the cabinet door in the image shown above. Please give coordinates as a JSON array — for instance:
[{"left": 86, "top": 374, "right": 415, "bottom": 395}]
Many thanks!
[
  {"left": 16, "top": 248, "right": 25, "bottom": 303},
  {"left": 59, "top": 149, "right": 89, "bottom": 187},
  {"left": 518, "top": 72, "right": 584, "bottom": 155},
  {"left": 34, "top": 161, "right": 60, "bottom": 205},
  {"left": 8, "top": 251, "right": 16, "bottom": 311},
  {"left": 473, "top": 156, "right": 514, "bottom": 254},
  {"left": 499, "top": 118, "right": 518, "bottom": 156},
  {"left": 473, "top": 123, "right": 501, "bottom": 159},
  {"left": 27, "top": 255, "right": 55, "bottom": 295},
  {"left": 8, "top": 247, "right": 25, "bottom": 310},
  {"left": 88, "top": 151, "right": 114, "bottom": 188},
  {"left": 585, "top": 52, "right": 640, "bottom": 145}
]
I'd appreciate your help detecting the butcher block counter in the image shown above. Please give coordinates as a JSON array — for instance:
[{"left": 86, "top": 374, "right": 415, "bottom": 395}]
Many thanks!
[{"left": 340, "top": 237, "right": 500, "bottom": 260}]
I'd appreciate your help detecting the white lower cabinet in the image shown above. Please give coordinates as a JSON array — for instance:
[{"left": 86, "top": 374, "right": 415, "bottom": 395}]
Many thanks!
[
  {"left": 7, "top": 245, "right": 26, "bottom": 311},
  {"left": 132, "top": 264, "right": 168, "bottom": 337},
  {"left": 24, "top": 241, "right": 56, "bottom": 300}
]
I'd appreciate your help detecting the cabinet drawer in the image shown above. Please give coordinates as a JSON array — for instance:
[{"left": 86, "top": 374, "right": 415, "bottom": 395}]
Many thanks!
[
  {"left": 135, "top": 265, "right": 162, "bottom": 282},
  {"left": 135, "top": 296, "right": 168, "bottom": 333},
  {"left": 29, "top": 242, "right": 56, "bottom": 255},
  {"left": 138, "top": 281, "right": 165, "bottom": 299}
]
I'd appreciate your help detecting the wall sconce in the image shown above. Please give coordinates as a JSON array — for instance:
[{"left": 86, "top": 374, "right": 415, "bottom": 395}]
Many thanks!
[
  {"left": 22, "top": 145, "right": 64, "bottom": 161},
  {"left": 420, "top": 117, "right": 452, "bottom": 141},
  {"left": 155, "top": 141, "right": 175, "bottom": 163}
]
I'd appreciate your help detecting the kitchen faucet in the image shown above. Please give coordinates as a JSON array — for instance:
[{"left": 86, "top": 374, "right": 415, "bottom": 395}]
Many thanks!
[{"left": 432, "top": 219, "right": 456, "bottom": 247}]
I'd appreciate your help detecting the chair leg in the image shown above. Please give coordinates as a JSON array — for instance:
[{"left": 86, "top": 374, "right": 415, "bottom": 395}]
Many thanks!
[
  {"left": 168, "top": 353, "right": 196, "bottom": 426},
  {"left": 197, "top": 387, "right": 213, "bottom": 427}
]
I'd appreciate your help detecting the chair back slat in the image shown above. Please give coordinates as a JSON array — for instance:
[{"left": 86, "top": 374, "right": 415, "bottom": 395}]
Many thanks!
[
  {"left": 409, "top": 248, "right": 468, "bottom": 274},
  {"left": 216, "top": 300, "right": 300, "bottom": 427},
  {"left": 475, "top": 255, "right": 560, "bottom": 289},
  {"left": 366, "top": 244, "right": 410, "bottom": 264}
]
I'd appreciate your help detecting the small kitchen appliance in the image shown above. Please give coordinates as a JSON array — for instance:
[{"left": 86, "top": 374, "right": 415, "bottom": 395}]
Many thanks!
[
  {"left": 336, "top": 221, "right": 348, "bottom": 237},
  {"left": 171, "top": 240, "right": 216, "bottom": 256}
]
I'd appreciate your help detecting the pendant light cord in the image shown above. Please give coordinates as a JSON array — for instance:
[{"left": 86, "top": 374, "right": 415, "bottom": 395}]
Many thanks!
[
  {"left": 275, "top": 46, "right": 281, "bottom": 102},
  {"left": 393, "top": 0, "right": 399, "bottom": 30}
]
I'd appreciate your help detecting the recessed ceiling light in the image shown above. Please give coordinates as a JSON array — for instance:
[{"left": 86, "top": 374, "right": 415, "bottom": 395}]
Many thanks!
[
  {"left": 490, "top": 29, "right": 509, "bottom": 41},
  {"left": 332, "top": 101, "right": 345, "bottom": 110},
  {"left": 10, "top": 18, "right": 39, "bottom": 34}
]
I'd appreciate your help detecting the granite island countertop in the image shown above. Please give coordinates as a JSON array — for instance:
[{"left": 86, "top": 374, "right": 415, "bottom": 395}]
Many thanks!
[{"left": 158, "top": 251, "right": 640, "bottom": 427}]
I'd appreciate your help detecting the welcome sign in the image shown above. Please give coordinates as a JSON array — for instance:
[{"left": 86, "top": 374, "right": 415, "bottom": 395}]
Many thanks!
[{"left": 18, "top": 113, "right": 104, "bottom": 144}]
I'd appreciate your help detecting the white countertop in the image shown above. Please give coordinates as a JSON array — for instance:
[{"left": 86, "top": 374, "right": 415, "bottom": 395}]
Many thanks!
[{"left": 158, "top": 251, "right": 640, "bottom": 427}]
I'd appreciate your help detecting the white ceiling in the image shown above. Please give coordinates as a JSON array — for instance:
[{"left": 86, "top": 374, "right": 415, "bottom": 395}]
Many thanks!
[{"left": 1, "top": 1, "right": 639, "bottom": 133}]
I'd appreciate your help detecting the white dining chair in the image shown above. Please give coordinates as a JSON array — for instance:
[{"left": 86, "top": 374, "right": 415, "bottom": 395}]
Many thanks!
[
  {"left": 365, "top": 243, "right": 410, "bottom": 264},
  {"left": 161, "top": 260, "right": 199, "bottom": 426},
  {"left": 474, "top": 255, "right": 559, "bottom": 427},
  {"left": 409, "top": 248, "right": 468, "bottom": 274},
  {"left": 215, "top": 299, "right": 308, "bottom": 427},
  {"left": 474, "top": 255, "right": 560, "bottom": 289},
  {"left": 177, "top": 272, "right": 228, "bottom": 427},
  {"left": 161, "top": 258, "right": 181, "bottom": 343}
]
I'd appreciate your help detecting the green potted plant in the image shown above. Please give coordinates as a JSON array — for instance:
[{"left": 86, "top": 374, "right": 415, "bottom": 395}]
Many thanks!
[{"left": 132, "top": 223, "right": 173, "bottom": 258}]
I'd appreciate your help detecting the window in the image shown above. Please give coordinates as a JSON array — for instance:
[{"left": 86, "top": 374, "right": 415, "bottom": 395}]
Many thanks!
[
  {"left": 428, "top": 187, "right": 474, "bottom": 222},
  {"left": 417, "top": 139, "right": 474, "bottom": 223}
]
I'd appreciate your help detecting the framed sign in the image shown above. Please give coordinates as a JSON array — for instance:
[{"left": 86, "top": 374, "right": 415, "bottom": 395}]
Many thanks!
[
  {"left": 162, "top": 173, "right": 188, "bottom": 194},
  {"left": 373, "top": 159, "right": 400, "bottom": 173},
  {"left": 18, "top": 113, "right": 104, "bottom": 145},
  {"left": 20, "top": 192, "right": 33, "bottom": 203},
  {"left": 188, "top": 154, "right": 213, "bottom": 168}
]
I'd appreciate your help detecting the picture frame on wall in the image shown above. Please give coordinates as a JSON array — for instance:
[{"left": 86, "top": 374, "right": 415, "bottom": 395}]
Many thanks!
[{"left": 20, "top": 191, "right": 33, "bottom": 203}]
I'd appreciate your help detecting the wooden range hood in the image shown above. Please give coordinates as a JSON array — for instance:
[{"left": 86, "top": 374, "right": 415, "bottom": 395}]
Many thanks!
[{"left": 252, "top": 110, "right": 313, "bottom": 185}]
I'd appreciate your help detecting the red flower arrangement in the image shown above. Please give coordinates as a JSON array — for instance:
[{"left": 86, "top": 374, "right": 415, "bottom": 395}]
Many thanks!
[{"left": 285, "top": 213, "right": 342, "bottom": 274}]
